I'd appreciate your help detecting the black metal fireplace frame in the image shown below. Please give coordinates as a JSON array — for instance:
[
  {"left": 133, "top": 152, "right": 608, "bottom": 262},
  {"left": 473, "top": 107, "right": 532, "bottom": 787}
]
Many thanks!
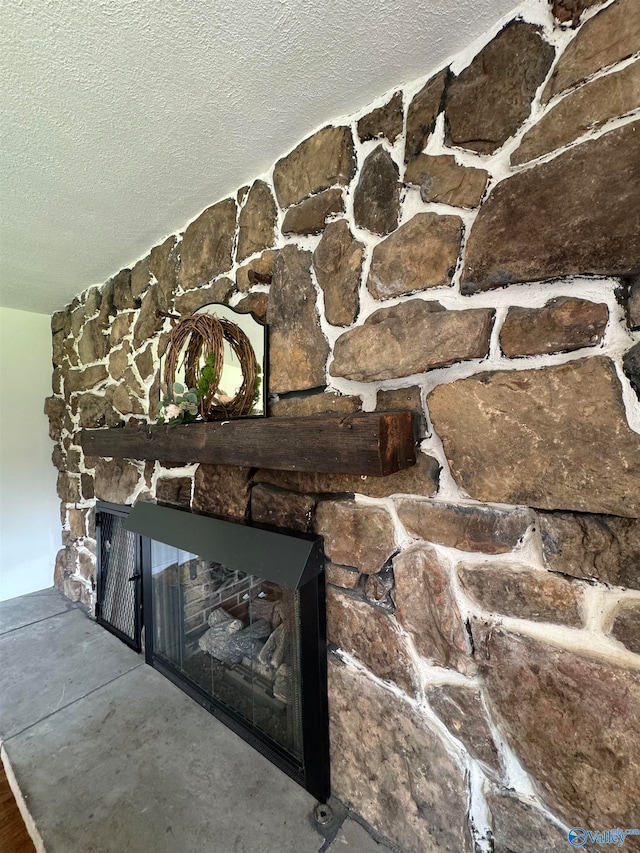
[
  {"left": 95, "top": 500, "right": 143, "bottom": 652},
  {"left": 135, "top": 504, "right": 330, "bottom": 803}
]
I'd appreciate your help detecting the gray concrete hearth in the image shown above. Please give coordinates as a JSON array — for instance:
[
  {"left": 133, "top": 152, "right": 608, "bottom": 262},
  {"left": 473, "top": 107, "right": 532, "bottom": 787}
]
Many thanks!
[{"left": 0, "top": 588, "right": 387, "bottom": 853}]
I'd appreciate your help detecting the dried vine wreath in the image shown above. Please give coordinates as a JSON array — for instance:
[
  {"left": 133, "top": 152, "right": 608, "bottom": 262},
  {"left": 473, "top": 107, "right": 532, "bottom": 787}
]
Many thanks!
[{"left": 163, "top": 312, "right": 258, "bottom": 420}]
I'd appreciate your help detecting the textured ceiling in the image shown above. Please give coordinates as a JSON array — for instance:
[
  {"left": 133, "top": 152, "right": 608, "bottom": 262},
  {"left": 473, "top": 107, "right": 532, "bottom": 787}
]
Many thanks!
[{"left": 0, "top": 0, "right": 519, "bottom": 315}]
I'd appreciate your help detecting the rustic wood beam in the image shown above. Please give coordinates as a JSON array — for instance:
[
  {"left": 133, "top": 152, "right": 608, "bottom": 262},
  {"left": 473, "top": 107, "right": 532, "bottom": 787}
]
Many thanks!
[{"left": 80, "top": 411, "right": 418, "bottom": 476}]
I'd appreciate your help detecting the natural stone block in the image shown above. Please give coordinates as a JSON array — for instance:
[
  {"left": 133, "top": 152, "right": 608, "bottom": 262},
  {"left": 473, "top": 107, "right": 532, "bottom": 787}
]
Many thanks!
[
  {"left": 428, "top": 357, "right": 640, "bottom": 517},
  {"left": 148, "top": 235, "right": 179, "bottom": 310},
  {"left": 94, "top": 458, "right": 140, "bottom": 504},
  {"left": 192, "top": 464, "right": 251, "bottom": 519},
  {"left": 267, "top": 244, "right": 329, "bottom": 394},
  {"left": 486, "top": 789, "right": 574, "bottom": 853},
  {"left": 80, "top": 473, "right": 94, "bottom": 500},
  {"left": 367, "top": 213, "right": 462, "bottom": 299},
  {"left": 83, "top": 287, "right": 101, "bottom": 317},
  {"left": 78, "top": 551, "right": 95, "bottom": 584},
  {"left": 109, "top": 312, "right": 133, "bottom": 347},
  {"left": 331, "top": 300, "right": 493, "bottom": 382},
  {"left": 106, "top": 382, "right": 144, "bottom": 416},
  {"left": 357, "top": 92, "right": 403, "bottom": 143},
  {"left": 250, "top": 484, "right": 316, "bottom": 532},
  {"left": 135, "top": 346, "right": 154, "bottom": 381},
  {"left": 405, "top": 69, "right": 448, "bottom": 161},
  {"left": 156, "top": 476, "right": 192, "bottom": 506},
  {"left": 76, "top": 394, "right": 121, "bottom": 429},
  {"left": 315, "top": 500, "right": 395, "bottom": 574},
  {"left": 462, "top": 122, "right": 640, "bottom": 291},
  {"left": 272, "top": 126, "right": 355, "bottom": 209},
  {"left": 396, "top": 499, "right": 534, "bottom": 553},
  {"left": 108, "top": 341, "right": 131, "bottom": 382},
  {"left": 67, "top": 508, "right": 87, "bottom": 539},
  {"left": 500, "top": 297, "right": 608, "bottom": 357},
  {"left": 54, "top": 547, "right": 77, "bottom": 588},
  {"left": 97, "top": 280, "right": 116, "bottom": 326},
  {"left": 445, "top": 22, "right": 554, "bottom": 154},
  {"left": 132, "top": 285, "right": 165, "bottom": 349},
  {"left": 130, "top": 255, "right": 151, "bottom": 299},
  {"left": 51, "top": 444, "right": 65, "bottom": 472},
  {"left": 63, "top": 576, "right": 88, "bottom": 605},
  {"left": 458, "top": 562, "right": 584, "bottom": 626},
  {"left": 269, "top": 391, "right": 360, "bottom": 419},
  {"left": 313, "top": 220, "right": 363, "bottom": 327},
  {"left": 174, "top": 279, "right": 234, "bottom": 315},
  {"left": 235, "top": 250, "right": 274, "bottom": 292},
  {"left": 234, "top": 292, "right": 268, "bottom": 322},
  {"left": 57, "top": 473, "right": 81, "bottom": 503},
  {"left": 64, "top": 446, "right": 82, "bottom": 475},
  {"left": 78, "top": 317, "right": 110, "bottom": 364},
  {"left": 363, "top": 571, "right": 393, "bottom": 604},
  {"left": 326, "top": 563, "right": 360, "bottom": 590},
  {"left": 110, "top": 268, "right": 134, "bottom": 310},
  {"left": 393, "top": 543, "right": 472, "bottom": 673},
  {"left": 514, "top": 60, "right": 640, "bottom": 165},
  {"left": 609, "top": 600, "right": 640, "bottom": 654},
  {"left": 51, "top": 331, "right": 65, "bottom": 368},
  {"left": 236, "top": 180, "right": 276, "bottom": 262},
  {"left": 281, "top": 188, "right": 344, "bottom": 236},
  {"left": 256, "top": 451, "right": 440, "bottom": 499},
  {"left": 51, "top": 311, "right": 66, "bottom": 334},
  {"left": 404, "top": 154, "right": 488, "bottom": 208},
  {"left": 626, "top": 278, "right": 640, "bottom": 330},
  {"left": 328, "top": 660, "right": 472, "bottom": 853},
  {"left": 70, "top": 304, "right": 86, "bottom": 339},
  {"left": 471, "top": 622, "right": 640, "bottom": 829},
  {"left": 539, "top": 510, "right": 640, "bottom": 590},
  {"left": 543, "top": 0, "right": 640, "bottom": 101},
  {"left": 52, "top": 367, "right": 63, "bottom": 396},
  {"left": 326, "top": 587, "right": 414, "bottom": 693},
  {"left": 62, "top": 336, "right": 79, "bottom": 368},
  {"left": 179, "top": 198, "right": 237, "bottom": 291},
  {"left": 426, "top": 684, "right": 503, "bottom": 775},
  {"left": 375, "top": 385, "right": 421, "bottom": 412},
  {"left": 353, "top": 146, "right": 400, "bottom": 236},
  {"left": 64, "top": 365, "right": 108, "bottom": 396},
  {"left": 623, "top": 341, "right": 640, "bottom": 400}
]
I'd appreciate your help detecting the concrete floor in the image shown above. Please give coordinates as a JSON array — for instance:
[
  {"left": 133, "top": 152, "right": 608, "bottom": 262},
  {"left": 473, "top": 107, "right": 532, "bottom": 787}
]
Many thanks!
[{"left": 0, "top": 588, "right": 390, "bottom": 853}]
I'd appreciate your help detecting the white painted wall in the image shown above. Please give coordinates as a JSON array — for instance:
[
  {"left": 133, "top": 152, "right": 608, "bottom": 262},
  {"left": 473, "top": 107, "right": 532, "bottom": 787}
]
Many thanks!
[{"left": 0, "top": 307, "right": 59, "bottom": 601}]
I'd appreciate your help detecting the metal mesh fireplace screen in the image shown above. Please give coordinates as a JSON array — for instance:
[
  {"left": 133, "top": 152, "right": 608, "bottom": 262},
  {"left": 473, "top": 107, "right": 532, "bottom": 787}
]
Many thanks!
[{"left": 96, "top": 502, "right": 141, "bottom": 651}]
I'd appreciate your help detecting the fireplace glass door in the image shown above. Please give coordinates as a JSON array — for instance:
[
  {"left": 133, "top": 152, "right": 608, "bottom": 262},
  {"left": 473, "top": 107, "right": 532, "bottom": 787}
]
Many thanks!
[
  {"left": 128, "top": 500, "right": 329, "bottom": 801},
  {"left": 149, "top": 542, "right": 304, "bottom": 761}
]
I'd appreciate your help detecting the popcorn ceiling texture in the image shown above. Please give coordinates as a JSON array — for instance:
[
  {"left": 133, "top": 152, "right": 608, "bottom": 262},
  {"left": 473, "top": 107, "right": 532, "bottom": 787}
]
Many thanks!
[
  {"left": 0, "top": 0, "right": 519, "bottom": 315},
  {"left": 44, "top": 0, "right": 640, "bottom": 850}
]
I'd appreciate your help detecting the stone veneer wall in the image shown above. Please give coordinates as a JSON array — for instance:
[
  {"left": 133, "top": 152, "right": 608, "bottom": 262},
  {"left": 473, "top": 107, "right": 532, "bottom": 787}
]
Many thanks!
[{"left": 45, "top": 0, "right": 640, "bottom": 850}]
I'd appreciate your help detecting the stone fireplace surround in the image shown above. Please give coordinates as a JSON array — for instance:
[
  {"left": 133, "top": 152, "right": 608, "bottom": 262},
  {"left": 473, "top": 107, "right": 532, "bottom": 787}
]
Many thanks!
[{"left": 45, "top": 1, "right": 640, "bottom": 850}]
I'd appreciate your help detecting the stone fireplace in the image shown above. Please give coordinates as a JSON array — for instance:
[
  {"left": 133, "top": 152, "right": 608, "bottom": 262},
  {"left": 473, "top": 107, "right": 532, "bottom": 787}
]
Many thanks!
[{"left": 46, "top": 0, "right": 640, "bottom": 850}]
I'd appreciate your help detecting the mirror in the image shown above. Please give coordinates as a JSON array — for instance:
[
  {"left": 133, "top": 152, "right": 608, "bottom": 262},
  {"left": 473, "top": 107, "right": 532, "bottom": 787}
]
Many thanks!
[{"left": 160, "top": 303, "right": 267, "bottom": 423}]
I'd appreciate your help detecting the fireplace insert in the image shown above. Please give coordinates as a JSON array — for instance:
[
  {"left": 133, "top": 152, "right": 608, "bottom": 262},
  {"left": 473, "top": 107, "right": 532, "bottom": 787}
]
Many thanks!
[{"left": 122, "top": 501, "right": 330, "bottom": 802}]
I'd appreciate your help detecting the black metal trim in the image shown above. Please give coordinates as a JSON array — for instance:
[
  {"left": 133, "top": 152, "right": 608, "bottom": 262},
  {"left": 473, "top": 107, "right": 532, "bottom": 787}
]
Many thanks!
[
  {"left": 298, "top": 561, "right": 331, "bottom": 802},
  {"left": 125, "top": 502, "right": 323, "bottom": 589},
  {"left": 141, "top": 534, "right": 153, "bottom": 666}
]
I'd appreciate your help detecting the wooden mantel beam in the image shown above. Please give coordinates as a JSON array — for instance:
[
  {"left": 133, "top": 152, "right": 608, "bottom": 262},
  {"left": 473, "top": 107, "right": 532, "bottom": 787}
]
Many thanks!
[{"left": 80, "top": 411, "right": 418, "bottom": 476}]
